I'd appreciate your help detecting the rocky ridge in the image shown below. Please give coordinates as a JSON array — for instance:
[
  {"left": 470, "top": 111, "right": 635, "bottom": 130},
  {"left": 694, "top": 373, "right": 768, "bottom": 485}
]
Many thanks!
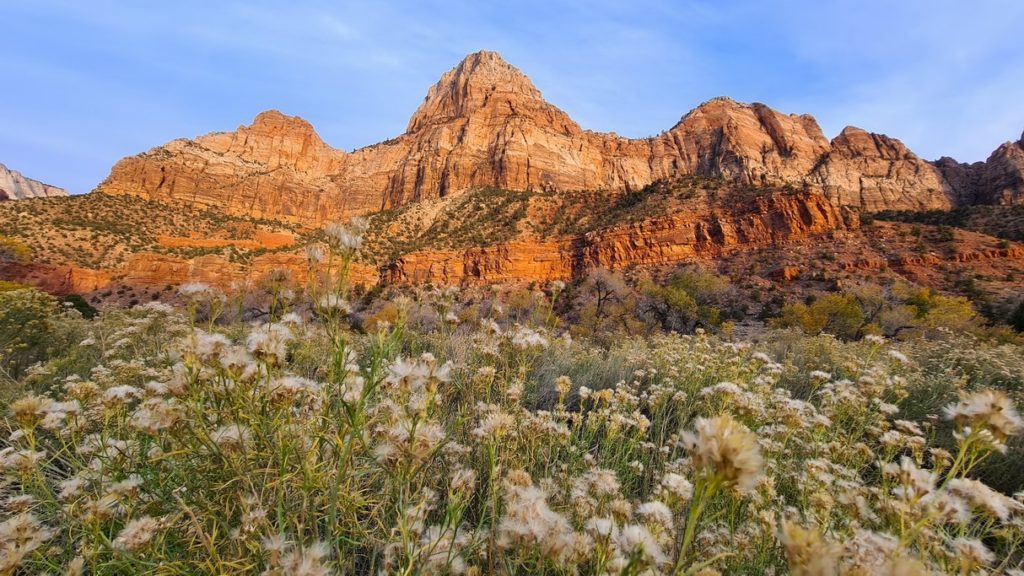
[
  {"left": 1, "top": 189, "right": 857, "bottom": 291},
  {"left": 936, "top": 131, "right": 1024, "bottom": 205},
  {"left": 383, "top": 190, "right": 856, "bottom": 284},
  {"left": 0, "top": 163, "right": 68, "bottom": 200},
  {"left": 95, "top": 51, "right": 1024, "bottom": 224}
]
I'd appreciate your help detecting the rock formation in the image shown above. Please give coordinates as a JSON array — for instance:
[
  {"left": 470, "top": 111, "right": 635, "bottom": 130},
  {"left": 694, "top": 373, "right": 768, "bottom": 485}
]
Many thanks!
[
  {"left": 96, "top": 51, "right": 1023, "bottom": 224},
  {"left": 0, "top": 163, "right": 68, "bottom": 200},
  {"left": 976, "top": 131, "right": 1024, "bottom": 205},
  {"left": 383, "top": 190, "right": 858, "bottom": 284},
  {"left": 932, "top": 131, "right": 1024, "bottom": 206},
  {"left": 0, "top": 260, "right": 109, "bottom": 294},
  {"left": 1, "top": 189, "right": 854, "bottom": 291},
  {"left": 810, "top": 127, "right": 954, "bottom": 211},
  {"left": 97, "top": 111, "right": 356, "bottom": 222}
]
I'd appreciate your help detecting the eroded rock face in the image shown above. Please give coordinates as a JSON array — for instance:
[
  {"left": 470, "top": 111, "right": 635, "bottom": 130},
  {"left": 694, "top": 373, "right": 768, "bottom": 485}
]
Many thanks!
[
  {"left": 0, "top": 163, "right": 68, "bottom": 201},
  {"left": 977, "top": 132, "right": 1024, "bottom": 204},
  {"left": 0, "top": 261, "right": 110, "bottom": 295},
  {"left": 380, "top": 51, "right": 594, "bottom": 205},
  {"left": 658, "top": 98, "right": 832, "bottom": 186},
  {"left": 98, "top": 111, "right": 358, "bottom": 222},
  {"left": 811, "top": 127, "right": 955, "bottom": 211},
  {"left": 933, "top": 157, "right": 985, "bottom": 206},
  {"left": 384, "top": 191, "right": 858, "bottom": 284},
  {"left": 96, "top": 51, "right": 1022, "bottom": 223},
  {"left": 930, "top": 131, "right": 1024, "bottom": 206}
]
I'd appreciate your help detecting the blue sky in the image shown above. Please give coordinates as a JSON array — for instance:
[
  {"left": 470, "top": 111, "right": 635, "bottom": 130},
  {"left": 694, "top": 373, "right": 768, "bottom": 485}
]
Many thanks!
[{"left": 3, "top": 0, "right": 1023, "bottom": 194}]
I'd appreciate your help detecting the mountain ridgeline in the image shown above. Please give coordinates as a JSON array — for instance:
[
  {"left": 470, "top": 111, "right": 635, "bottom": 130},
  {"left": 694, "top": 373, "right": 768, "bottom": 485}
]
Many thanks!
[
  {"left": 94, "top": 51, "right": 1024, "bottom": 225},
  {"left": 0, "top": 163, "right": 68, "bottom": 201}
]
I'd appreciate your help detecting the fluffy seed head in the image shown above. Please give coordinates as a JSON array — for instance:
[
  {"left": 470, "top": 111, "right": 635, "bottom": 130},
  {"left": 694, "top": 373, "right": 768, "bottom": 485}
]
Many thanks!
[{"left": 682, "top": 413, "right": 764, "bottom": 494}]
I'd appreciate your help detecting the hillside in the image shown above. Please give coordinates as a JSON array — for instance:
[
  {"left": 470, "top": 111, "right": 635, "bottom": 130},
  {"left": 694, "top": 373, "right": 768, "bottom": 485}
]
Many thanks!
[
  {"left": 875, "top": 204, "right": 1024, "bottom": 243},
  {"left": 0, "top": 193, "right": 304, "bottom": 269},
  {"left": 2, "top": 51, "right": 1023, "bottom": 314},
  {"left": 3, "top": 179, "right": 1022, "bottom": 321}
]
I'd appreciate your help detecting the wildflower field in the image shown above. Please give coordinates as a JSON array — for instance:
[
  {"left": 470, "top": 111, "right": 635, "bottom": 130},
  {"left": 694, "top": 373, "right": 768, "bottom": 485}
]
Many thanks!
[{"left": 2, "top": 224, "right": 1023, "bottom": 575}]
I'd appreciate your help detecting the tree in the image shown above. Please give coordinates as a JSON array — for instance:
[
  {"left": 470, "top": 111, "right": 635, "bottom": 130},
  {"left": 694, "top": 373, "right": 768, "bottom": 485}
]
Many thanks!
[
  {"left": 897, "top": 285, "right": 979, "bottom": 332},
  {"left": 641, "top": 267, "right": 732, "bottom": 333},
  {"left": 586, "top": 268, "right": 629, "bottom": 320},
  {"left": 774, "top": 293, "right": 865, "bottom": 340},
  {"left": 571, "top": 268, "right": 642, "bottom": 336}
]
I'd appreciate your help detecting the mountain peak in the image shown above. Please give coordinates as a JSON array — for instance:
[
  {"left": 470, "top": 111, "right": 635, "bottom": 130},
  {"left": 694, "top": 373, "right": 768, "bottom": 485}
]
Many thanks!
[
  {"left": 248, "top": 109, "right": 320, "bottom": 137},
  {"left": 0, "top": 162, "right": 68, "bottom": 200},
  {"left": 406, "top": 51, "right": 549, "bottom": 132}
]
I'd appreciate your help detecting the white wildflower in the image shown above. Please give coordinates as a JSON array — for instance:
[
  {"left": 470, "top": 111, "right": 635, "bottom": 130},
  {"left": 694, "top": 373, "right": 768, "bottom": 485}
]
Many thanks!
[
  {"left": 682, "top": 413, "right": 764, "bottom": 494},
  {"left": 660, "top": 473, "right": 694, "bottom": 502},
  {"left": 617, "top": 524, "right": 668, "bottom": 566},
  {"left": 112, "top": 516, "right": 161, "bottom": 551},
  {"left": 210, "top": 424, "right": 252, "bottom": 452}
]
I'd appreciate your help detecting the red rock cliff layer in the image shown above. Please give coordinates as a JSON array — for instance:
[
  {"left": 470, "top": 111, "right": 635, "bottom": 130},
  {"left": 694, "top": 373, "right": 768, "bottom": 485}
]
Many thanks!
[{"left": 383, "top": 191, "right": 857, "bottom": 284}]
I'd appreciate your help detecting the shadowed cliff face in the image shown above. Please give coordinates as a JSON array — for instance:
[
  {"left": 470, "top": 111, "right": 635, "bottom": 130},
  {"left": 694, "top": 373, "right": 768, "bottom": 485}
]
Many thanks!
[
  {"left": 94, "top": 50, "right": 1021, "bottom": 225},
  {"left": 934, "top": 132, "right": 1024, "bottom": 206}
]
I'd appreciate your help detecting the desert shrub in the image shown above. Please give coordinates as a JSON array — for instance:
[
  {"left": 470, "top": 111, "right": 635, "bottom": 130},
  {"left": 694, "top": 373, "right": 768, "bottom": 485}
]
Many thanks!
[
  {"left": 361, "top": 298, "right": 407, "bottom": 333},
  {"left": 60, "top": 293, "right": 99, "bottom": 319},
  {"left": 569, "top": 268, "right": 645, "bottom": 338},
  {"left": 775, "top": 284, "right": 983, "bottom": 340},
  {"left": 500, "top": 287, "right": 552, "bottom": 327},
  {"left": 0, "top": 288, "right": 59, "bottom": 381},
  {"left": 640, "top": 267, "right": 733, "bottom": 333},
  {"left": 774, "top": 293, "right": 866, "bottom": 340},
  {"left": 0, "top": 235, "right": 32, "bottom": 262},
  {"left": 0, "top": 280, "right": 31, "bottom": 292},
  {"left": 896, "top": 285, "right": 979, "bottom": 333},
  {"left": 1011, "top": 298, "right": 1024, "bottom": 332}
]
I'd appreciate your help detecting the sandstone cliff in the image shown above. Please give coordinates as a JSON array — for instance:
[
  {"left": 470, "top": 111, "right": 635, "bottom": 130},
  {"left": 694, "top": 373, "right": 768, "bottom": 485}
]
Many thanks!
[
  {"left": 811, "top": 127, "right": 953, "bottom": 211},
  {"left": 0, "top": 163, "right": 68, "bottom": 200},
  {"left": 383, "top": 191, "right": 858, "bottom": 284},
  {"left": 97, "top": 111, "right": 359, "bottom": 222},
  {"left": 976, "top": 131, "right": 1024, "bottom": 205},
  {"left": 95, "top": 51, "right": 1022, "bottom": 223},
  {"left": 933, "top": 132, "right": 1024, "bottom": 206}
]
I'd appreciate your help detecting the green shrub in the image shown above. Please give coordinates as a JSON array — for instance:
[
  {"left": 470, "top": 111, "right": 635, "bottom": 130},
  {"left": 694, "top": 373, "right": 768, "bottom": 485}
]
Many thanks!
[
  {"left": 774, "top": 293, "right": 865, "bottom": 340},
  {"left": 0, "top": 288, "right": 58, "bottom": 379},
  {"left": 60, "top": 293, "right": 99, "bottom": 319},
  {"left": 0, "top": 235, "right": 32, "bottom": 262},
  {"left": 641, "top": 267, "right": 732, "bottom": 333}
]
